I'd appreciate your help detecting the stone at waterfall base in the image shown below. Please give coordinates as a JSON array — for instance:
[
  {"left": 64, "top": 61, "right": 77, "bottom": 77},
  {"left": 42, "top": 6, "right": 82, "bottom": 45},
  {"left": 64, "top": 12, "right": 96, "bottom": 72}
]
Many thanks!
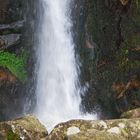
[
  {"left": 1, "top": 111, "right": 140, "bottom": 140},
  {"left": 47, "top": 116, "right": 140, "bottom": 140},
  {"left": 121, "top": 108, "right": 140, "bottom": 119},
  {"left": 0, "top": 115, "right": 48, "bottom": 140}
]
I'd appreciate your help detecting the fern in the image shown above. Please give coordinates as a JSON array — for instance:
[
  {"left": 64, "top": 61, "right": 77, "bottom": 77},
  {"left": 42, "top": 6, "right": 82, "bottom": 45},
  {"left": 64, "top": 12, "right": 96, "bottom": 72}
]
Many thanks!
[{"left": 0, "top": 51, "right": 27, "bottom": 83}]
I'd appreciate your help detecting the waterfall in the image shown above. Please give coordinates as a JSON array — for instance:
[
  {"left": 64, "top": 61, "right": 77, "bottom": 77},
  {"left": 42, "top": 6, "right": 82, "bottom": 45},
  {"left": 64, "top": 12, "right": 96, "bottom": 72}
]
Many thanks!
[{"left": 35, "top": 0, "right": 97, "bottom": 130}]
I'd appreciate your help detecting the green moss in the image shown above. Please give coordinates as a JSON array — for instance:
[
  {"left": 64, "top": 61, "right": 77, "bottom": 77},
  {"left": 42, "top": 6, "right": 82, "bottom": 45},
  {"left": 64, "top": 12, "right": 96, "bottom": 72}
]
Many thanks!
[
  {"left": 115, "top": 46, "right": 140, "bottom": 77},
  {"left": 6, "top": 131, "right": 20, "bottom": 140},
  {"left": 0, "top": 51, "right": 27, "bottom": 83}
]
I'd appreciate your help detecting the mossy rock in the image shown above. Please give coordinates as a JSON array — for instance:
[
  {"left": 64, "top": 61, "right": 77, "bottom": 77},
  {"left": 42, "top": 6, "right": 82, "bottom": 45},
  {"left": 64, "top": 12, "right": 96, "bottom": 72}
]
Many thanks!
[
  {"left": 67, "top": 130, "right": 125, "bottom": 140},
  {"left": 6, "top": 130, "right": 20, "bottom": 140},
  {"left": 0, "top": 115, "right": 48, "bottom": 140},
  {"left": 121, "top": 108, "right": 140, "bottom": 119},
  {"left": 47, "top": 118, "right": 140, "bottom": 140}
]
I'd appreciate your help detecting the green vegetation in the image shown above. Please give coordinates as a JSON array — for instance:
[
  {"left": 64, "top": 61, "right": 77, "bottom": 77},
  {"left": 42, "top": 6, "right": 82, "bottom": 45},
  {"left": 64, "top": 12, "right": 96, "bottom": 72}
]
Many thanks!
[
  {"left": 0, "top": 51, "right": 27, "bottom": 83},
  {"left": 6, "top": 131, "right": 20, "bottom": 140}
]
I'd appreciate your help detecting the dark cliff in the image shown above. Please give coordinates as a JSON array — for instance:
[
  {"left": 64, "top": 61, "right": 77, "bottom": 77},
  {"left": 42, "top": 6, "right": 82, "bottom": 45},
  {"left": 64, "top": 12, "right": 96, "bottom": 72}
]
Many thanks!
[
  {"left": 0, "top": 0, "right": 140, "bottom": 120},
  {"left": 75, "top": 0, "right": 140, "bottom": 118}
]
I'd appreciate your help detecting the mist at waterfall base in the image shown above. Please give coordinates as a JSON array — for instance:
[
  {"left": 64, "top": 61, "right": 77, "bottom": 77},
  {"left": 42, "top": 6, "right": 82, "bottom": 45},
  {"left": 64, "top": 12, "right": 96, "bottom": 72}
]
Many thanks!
[{"left": 34, "top": 0, "right": 97, "bottom": 131}]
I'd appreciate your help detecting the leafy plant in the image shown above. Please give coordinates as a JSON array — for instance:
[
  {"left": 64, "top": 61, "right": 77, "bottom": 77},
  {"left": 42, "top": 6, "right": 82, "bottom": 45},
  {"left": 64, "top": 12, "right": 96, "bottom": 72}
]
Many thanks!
[
  {"left": 6, "top": 130, "right": 20, "bottom": 140},
  {"left": 0, "top": 51, "right": 27, "bottom": 83}
]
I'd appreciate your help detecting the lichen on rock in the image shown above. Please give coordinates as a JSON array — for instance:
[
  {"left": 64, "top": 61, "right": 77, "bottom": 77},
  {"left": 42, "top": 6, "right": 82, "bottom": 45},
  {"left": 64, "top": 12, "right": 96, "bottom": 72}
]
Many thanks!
[
  {"left": 0, "top": 115, "right": 48, "bottom": 140},
  {"left": 121, "top": 108, "right": 140, "bottom": 119},
  {"left": 47, "top": 117, "right": 140, "bottom": 140}
]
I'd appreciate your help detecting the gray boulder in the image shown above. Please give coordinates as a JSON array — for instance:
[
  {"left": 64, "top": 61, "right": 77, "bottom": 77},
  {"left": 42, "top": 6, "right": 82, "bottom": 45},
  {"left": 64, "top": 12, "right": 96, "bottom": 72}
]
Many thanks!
[{"left": 0, "top": 115, "right": 48, "bottom": 140}]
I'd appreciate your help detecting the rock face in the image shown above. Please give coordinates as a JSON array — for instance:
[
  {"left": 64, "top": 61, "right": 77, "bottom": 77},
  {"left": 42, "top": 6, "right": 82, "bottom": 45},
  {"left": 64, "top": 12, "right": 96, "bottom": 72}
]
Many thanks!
[
  {"left": 0, "top": 0, "right": 23, "bottom": 24},
  {"left": 47, "top": 118, "right": 140, "bottom": 140},
  {"left": 0, "top": 34, "right": 21, "bottom": 50},
  {"left": 0, "top": 20, "right": 24, "bottom": 35},
  {"left": 119, "top": 0, "right": 129, "bottom": 5},
  {"left": 0, "top": 0, "right": 28, "bottom": 121},
  {"left": 75, "top": 0, "right": 140, "bottom": 117},
  {"left": 0, "top": 68, "right": 16, "bottom": 84},
  {"left": 0, "top": 115, "right": 48, "bottom": 140},
  {"left": 0, "top": 68, "right": 23, "bottom": 121}
]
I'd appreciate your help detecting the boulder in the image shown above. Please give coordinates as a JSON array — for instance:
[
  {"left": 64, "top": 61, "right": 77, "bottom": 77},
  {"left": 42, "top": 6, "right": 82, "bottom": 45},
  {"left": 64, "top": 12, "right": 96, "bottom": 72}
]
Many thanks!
[
  {"left": 121, "top": 108, "right": 140, "bottom": 119},
  {"left": 67, "top": 130, "right": 125, "bottom": 140},
  {"left": 47, "top": 118, "right": 140, "bottom": 140},
  {"left": 0, "top": 115, "right": 48, "bottom": 140}
]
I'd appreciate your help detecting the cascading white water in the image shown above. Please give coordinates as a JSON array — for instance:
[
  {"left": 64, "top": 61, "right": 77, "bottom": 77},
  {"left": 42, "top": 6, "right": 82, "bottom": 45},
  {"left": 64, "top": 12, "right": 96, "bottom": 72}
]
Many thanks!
[{"left": 35, "top": 0, "right": 97, "bottom": 130}]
